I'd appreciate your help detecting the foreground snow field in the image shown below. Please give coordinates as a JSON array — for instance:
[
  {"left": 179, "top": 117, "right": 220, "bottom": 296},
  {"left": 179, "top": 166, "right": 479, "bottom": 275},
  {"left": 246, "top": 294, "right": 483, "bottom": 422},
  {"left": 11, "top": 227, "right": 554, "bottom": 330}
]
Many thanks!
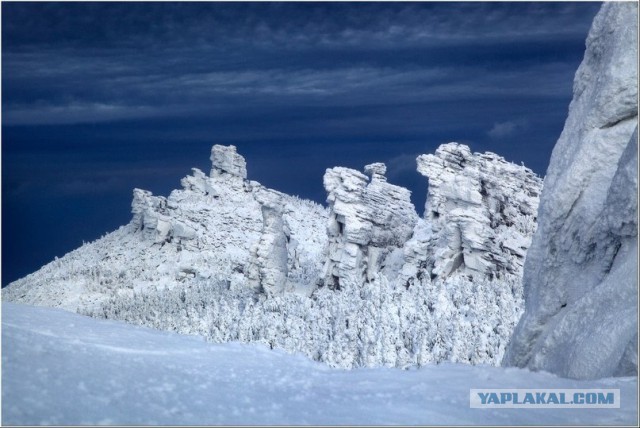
[{"left": 2, "top": 303, "right": 637, "bottom": 426}]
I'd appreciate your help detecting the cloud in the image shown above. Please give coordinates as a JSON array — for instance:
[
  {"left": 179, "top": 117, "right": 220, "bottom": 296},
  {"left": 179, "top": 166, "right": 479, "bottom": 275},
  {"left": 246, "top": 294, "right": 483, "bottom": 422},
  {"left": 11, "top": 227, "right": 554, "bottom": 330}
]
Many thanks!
[
  {"left": 3, "top": 102, "right": 170, "bottom": 126},
  {"left": 2, "top": 2, "right": 599, "bottom": 53},
  {"left": 386, "top": 152, "right": 421, "bottom": 179},
  {"left": 488, "top": 119, "right": 529, "bottom": 139},
  {"left": 3, "top": 55, "right": 576, "bottom": 126},
  {"left": 55, "top": 177, "right": 125, "bottom": 196},
  {"left": 3, "top": 2, "right": 594, "bottom": 127}
]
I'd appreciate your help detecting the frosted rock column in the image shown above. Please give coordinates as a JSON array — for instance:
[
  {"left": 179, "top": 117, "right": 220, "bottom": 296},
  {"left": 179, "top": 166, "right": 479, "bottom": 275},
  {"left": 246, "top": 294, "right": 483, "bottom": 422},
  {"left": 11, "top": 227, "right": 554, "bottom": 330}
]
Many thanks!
[
  {"left": 503, "top": 2, "right": 638, "bottom": 379},
  {"left": 248, "top": 189, "right": 289, "bottom": 296},
  {"left": 210, "top": 145, "right": 247, "bottom": 179},
  {"left": 416, "top": 143, "right": 541, "bottom": 281},
  {"left": 323, "top": 163, "right": 418, "bottom": 290}
]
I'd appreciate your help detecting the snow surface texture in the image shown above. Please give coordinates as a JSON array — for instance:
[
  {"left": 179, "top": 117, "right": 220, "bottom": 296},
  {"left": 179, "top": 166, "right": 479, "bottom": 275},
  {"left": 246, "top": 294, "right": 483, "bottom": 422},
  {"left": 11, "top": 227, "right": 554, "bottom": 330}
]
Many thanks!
[
  {"left": 504, "top": 2, "right": 639, "bottom": 380},
  {"left": 3, "top": 142, "right": 541, "bottom": 369},
  {"left": 3, "top": 302, "right": 637, "bottom": 426}
]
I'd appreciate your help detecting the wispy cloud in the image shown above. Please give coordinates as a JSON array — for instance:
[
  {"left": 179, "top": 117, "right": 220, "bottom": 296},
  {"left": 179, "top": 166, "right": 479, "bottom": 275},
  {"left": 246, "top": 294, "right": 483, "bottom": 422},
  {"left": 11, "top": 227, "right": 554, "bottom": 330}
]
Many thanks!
[
  {"left": 4, "top": 102, "right": 170, "bottom": 126},
  {"left": 3, "top": 2, "right": 596, "bottom": 126},
  {"left": 3, "top": 56, "right": 577, "bottom": 126},
  {"left": 487, "top": 119, "right": 529, "bottom": 139},
  {"left": 386, "top": 152, "right": 421, "bottom": 178},
  {"left": 3, "top": 2, "right": 599, "bottom": 52}
]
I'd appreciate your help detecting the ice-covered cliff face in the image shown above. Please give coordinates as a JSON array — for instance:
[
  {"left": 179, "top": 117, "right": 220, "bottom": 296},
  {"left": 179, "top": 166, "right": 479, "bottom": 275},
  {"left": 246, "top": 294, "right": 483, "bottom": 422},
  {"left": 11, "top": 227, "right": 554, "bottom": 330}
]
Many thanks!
[
  {"left": 4, "top": 141, "right": 541, "bottom": 368},
  {"left": 323, "top": 164, "right": 418, "bottom": 290},
  {"left": 417, "top": 143, "right": 541, "bottom": 281},
  {"left": 247, "top": 187, "right": 291, "bottom": 296},
  {"left": 504, "top": 2, "right": 638, "bottom": 380}
]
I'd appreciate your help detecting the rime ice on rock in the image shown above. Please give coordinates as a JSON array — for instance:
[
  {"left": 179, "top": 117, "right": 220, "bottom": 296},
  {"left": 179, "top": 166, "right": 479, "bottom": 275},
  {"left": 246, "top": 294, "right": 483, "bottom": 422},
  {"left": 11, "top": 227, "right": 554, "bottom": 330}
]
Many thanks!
[
  {"left": 210, "top": 144, "right": 247, "bottom": 179},
  {"left": 248, "top": 188, "right": 290, "bottom": 296},
  {"left": 504, "top": 2, "right": 638, "bottom": 380},
  {"left": 4, "top": 137, "right": 542, "bottom": 369},
  {"left": 323, "top": 163, "right": 418, "bottom": 290},
  {"left": 417, "top": 143, "right": 542, "bottom": 281},
  {"left": 130, "top": 189, "right": 173, "bottom": 243},
  {"left": 364, "top": 162, "right": 387, "bottom": 181},
  {"left": 130, "top": 160, "right": 250, "bottom": 247},
  {"left": 180, "top": 168, "right": 217, "bottom": 196},
  {"left": 131, "top": 187, "right": 196, "bottom": 245}
]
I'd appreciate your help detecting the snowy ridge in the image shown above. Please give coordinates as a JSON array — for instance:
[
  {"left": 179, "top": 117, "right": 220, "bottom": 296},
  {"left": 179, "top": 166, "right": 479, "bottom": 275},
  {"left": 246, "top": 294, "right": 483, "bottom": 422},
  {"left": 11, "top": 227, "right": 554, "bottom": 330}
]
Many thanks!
[
  {"left": 4, "top": 140, "right": 541, "bottom": 369},
  {"left": 4, "top": 145, "right": 329, "bottom": 311},
  {"left": 504, "top": 1, "right": 638, "bottom": 379}
]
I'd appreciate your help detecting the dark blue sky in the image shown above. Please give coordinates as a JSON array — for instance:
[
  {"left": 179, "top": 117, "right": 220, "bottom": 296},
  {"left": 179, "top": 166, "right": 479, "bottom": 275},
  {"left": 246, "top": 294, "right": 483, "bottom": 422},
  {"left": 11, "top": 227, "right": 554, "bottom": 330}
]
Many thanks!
[{"left": 2, "top": 1, "right": 601, "bottom": 285}]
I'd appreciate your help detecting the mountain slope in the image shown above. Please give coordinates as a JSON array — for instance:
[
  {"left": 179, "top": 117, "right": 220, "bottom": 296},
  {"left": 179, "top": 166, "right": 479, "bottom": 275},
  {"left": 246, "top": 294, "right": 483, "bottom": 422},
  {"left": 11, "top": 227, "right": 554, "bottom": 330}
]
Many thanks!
[
  {"left": 3, "top": 142, "right": 541, "bottom": 368},
  {"left": 3, "top": 146, "right": 329, "bottom": 311}
]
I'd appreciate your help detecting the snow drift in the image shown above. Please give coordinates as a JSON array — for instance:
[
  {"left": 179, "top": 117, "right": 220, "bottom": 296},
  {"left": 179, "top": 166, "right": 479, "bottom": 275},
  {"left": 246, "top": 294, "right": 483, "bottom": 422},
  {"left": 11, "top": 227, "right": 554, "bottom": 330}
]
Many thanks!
[
  {"left": 503, "top": 1, "right": 638, "bottom": 380},
  {"left": 3, "top": 302, "right": 637, "bottom": 426}
]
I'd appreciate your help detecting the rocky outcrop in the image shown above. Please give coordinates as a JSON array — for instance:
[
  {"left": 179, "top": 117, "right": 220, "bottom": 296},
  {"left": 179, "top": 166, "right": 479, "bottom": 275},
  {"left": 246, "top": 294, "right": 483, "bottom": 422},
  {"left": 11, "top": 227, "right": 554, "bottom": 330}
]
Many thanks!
[
  {"left": 504, "top": 2, "right": 638, "bottom": 379},
  {"left": 210, "top": 144, "right": 247, "bottom": 180},
  {"left": 247, "top": 188, "right": 290, "bottom": 296},
  {"left": 3, "top": 139, "right": 539, "bottom": 369},
  {"left": 180, "top": 168, "right": 217, "bottom": 196},
  {"left": 417, "top": 143, "right": 542, "bottom": 281},
  {"left": 131, "top": 188, "right": 196, "bottom": 244},
  {"left": 130, "top": 146, "right": 254, "bottom": 247},
  {"left": 131, "top": 188, "right": 170, "bottom": 242},
  {"left": 323, "top": 163, "right": 418, "bottom": 290}
]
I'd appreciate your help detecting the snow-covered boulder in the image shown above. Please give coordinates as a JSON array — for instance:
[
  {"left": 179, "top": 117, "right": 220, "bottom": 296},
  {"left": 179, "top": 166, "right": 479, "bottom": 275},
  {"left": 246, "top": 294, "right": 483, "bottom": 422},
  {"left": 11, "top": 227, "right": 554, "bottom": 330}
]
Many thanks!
[
  {"left": 363, "top": 162, "right": 387, "bottom": 180},
  {"left": 416, "top": 143, "right": 542, "bottom": 281},
  {"left": 180, "top": 167, "right": 217, "bottom": 196},
  {"left": 504, "top": 2, "right": 638, "bottom": 379},
  {"left": 323, "top": 164, "right": 418, "bottom": 289}
]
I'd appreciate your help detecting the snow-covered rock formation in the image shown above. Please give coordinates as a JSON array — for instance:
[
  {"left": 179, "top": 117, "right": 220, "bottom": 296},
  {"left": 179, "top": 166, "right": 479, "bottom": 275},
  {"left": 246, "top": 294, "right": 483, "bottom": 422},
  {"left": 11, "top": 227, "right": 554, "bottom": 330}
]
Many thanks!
[
  {"left": 504, "top": 1, "right": 638, "bottom": 380},
  {"left": 4, "top": 142, "right": 541, "bottom": 369},
  {"left": 3, "top": 140, "right": 542, "bottom": 368},
  {"left": 131, "top": 187, "right": 197, "bottom": 244},
  {"left": 417, "top": 143, "right": 541, "bottom": 281},
  {"left": 247, "top": 188, "right": 290, "bottom": 296},
  {"left": 323, "top": 163, "right": 418, "bottom": 290},
  {"left": 210, "top": 144, "right": 247, "bottom": 180},
  {"left": 2, "top": 145, "right": 329, "bottom": 310}
]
